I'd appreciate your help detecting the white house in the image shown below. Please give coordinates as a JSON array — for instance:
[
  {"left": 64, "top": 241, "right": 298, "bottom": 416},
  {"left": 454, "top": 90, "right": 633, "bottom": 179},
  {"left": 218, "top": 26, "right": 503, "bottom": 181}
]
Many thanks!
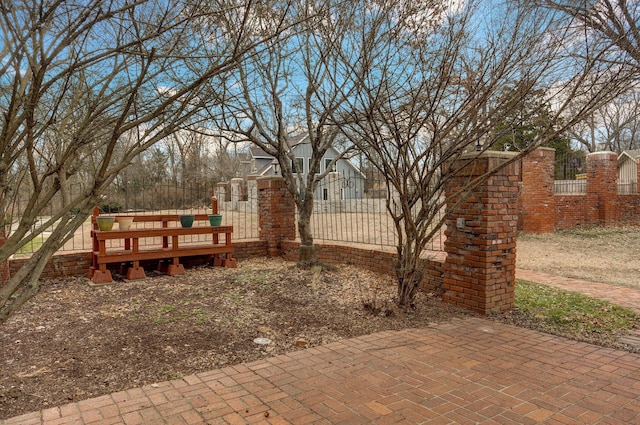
[{"left": 240, "top": 134, "right": 366, "bottom": 200}]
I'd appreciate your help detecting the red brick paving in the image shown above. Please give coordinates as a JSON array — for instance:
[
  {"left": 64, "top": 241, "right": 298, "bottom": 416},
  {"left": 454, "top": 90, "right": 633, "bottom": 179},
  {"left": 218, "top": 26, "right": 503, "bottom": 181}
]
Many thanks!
[
  {"left": 4, "top": 270, "right": 640, "bottom": 424},
  {"left": 2, "top": 315, "right": 639, "bottom": 425}
]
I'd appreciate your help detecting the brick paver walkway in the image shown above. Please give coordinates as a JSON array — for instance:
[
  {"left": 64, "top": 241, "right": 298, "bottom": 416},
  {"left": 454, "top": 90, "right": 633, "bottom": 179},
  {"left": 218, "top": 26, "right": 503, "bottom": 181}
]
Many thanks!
[
  {"left": 516, "top": 269, "right": 640, "bottom": 313},
  {"left": 3, "top": 316, "right": 639, "bottom": 425}
]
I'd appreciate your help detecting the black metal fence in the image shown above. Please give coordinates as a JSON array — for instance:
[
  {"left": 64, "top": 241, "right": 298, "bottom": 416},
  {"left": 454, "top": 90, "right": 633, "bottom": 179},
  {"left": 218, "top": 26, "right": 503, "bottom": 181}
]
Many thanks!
[
  {"left": 9, "top": 172, "right": 448, "bottom": 256},
  {"left": 308, "top": 171, "right": 445, "bottom": 252}
]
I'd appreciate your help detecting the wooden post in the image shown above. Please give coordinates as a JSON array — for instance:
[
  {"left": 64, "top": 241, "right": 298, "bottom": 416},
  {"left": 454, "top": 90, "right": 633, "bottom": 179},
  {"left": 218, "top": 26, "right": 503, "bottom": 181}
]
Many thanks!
[{"left": 211, "top": 189, "right": 218, "bottom": 214}]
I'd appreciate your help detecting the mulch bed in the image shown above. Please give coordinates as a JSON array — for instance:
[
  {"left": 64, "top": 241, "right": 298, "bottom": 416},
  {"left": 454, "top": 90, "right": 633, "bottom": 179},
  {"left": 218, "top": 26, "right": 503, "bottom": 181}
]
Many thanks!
[{"left": 0, "top": 258, "right": 472, "bottom": 419}]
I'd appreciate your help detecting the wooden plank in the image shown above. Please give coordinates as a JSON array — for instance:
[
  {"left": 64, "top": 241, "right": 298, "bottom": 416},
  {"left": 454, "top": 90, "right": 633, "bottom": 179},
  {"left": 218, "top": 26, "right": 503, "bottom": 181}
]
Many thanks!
[
  {"left": 94, "top": 245, "right": 234, "bottom": 264},
  {"left": 93, "top": 226, "right": 233, "bottom": 240}
]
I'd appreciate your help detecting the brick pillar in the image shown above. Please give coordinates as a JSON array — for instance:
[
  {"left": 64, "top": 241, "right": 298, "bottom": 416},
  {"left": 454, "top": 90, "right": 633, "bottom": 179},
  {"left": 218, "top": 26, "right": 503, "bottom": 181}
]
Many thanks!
[
  {"left": 216, "top": 182, "right": 229, "bottom": 203},
  {"left": 521, "top": 147, "right": 555, "bottom": 233},
  {"left": 257, "top": 176, "right": 296, "bottom": 257},
  {"left": 587, "top": 151, "right": 618, "bottom": 225},
  {"left": 443, "top": 151, "right": 520, "bottom": 314}
]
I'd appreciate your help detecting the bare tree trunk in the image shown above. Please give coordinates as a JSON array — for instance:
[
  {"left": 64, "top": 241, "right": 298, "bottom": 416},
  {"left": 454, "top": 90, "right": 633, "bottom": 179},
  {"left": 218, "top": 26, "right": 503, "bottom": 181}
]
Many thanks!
[
  {"left": 296, "top": 196, "right": 317, "bottom": 266},
  {"left": 395, "top": 244, "right": 424, "bottom": 308}
]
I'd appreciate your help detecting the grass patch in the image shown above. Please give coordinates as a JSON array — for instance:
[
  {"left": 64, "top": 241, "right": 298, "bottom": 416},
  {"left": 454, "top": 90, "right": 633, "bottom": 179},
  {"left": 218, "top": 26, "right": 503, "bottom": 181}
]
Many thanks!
[
  {"left": 514, "top": 280, "right": 639, "bottom": 338},
  {"left": 16, "top": 238, "right": 44, "bottom": 255}
]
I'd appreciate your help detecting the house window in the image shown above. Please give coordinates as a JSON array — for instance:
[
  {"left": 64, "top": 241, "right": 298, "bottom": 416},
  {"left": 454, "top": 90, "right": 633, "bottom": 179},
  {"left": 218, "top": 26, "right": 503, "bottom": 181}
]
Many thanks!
[
  {"left": 292, "top": 157, "right": 304, "bottom": 174},
  {"left": 323, "top": 188, "right": 328, "bottom": 200},
  {"left": 308, "top": 158, "right": 319, "bottom": 174},
  {"left": 325, "top": 158, "right": 336, "bottom": 172}
]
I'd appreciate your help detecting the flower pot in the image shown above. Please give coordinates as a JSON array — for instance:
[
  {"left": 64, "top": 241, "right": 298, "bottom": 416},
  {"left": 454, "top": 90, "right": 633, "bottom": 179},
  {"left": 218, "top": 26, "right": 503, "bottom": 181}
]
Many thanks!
[
  {"left": 116, "top": 216, "right": 134, "bottom": 231},
  {"left": 96, "top": 216, "right": 115, "bottom": 231},
  {"left": 179, "top": 214, "right": 195, "bottom": 228},
  {"left": 208, "top": 214, "right": 222, "bottom": 226}
]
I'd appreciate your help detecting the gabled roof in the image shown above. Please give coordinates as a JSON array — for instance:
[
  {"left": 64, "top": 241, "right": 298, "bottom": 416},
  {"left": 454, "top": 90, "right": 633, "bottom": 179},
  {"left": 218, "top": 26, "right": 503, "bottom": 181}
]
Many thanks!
[
  {"left": 287, "top": 133, "right": 309, "bottom": 146},
  {"left": 249, "top": 146, "right": 274, "bottom": 159},
  {"left": 618, "top": 150, "right": 640, "bottom": 165}
]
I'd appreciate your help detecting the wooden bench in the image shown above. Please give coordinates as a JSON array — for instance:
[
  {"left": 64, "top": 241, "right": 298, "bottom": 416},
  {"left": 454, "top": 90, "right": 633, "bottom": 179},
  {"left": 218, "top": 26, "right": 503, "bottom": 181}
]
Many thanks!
[{"left": 89, "top": 210, "right": 236, "bottom": 284}]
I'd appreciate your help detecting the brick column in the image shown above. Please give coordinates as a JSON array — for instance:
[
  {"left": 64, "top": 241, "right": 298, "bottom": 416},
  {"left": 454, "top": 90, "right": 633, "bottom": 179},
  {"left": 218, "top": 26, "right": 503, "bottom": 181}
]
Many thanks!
[
  {"left": 443, "top": 151, "right": 520, "bottom": 314},
  {"left": 587, "top": 151, "right": 618, "bottom": 225},
  {"left": 257, "top": 176, "right": 296, "bottom": 257},
  {"left": 216, "top": 182, "right": 229, "bottom": 203},
  {"left": 521, "top": 147, "right": 555, "bottom": 233}
]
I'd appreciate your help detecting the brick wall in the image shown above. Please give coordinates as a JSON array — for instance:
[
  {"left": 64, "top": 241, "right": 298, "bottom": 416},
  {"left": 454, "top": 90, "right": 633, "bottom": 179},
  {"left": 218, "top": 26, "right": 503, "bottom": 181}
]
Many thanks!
[
  {"left": 443, "top": 151, "right": 520, "bottom": 314},
  {"left": 620, "top": 196, "right": 640, "bottom": 224},
  {"left": 281, "top": 240, "right": 445, "bottom": 293},
  {"left": 3, "top": 242, "right": 270, "bottom": 283},
  {"left": 521, "top": 148, "right": 555, "bottom": 233},
  {"left": 521, "top": 148, "right": 640, "bottom": 232},
  {"left": 257, "top": 176, "right": 296, "bottom": 256},
  {"left": 3, "top": 157, "right": 524, "bottom": 316},
  {"left": 8, "top": 252, "right": 93, "bottom": 280}
]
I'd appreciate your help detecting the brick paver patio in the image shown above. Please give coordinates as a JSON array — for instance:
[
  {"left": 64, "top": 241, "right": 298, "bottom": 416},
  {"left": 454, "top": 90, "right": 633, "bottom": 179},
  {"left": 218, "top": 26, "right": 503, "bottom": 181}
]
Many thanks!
[{"left": 3, "top": 314, "right": 639, "bottom": 425}]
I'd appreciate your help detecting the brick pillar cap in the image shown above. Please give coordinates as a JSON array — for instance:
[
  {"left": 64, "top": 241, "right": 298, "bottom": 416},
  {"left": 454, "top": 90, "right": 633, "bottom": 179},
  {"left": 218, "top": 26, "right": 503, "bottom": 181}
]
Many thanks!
[
  {"left": 532, "top": 147, "right": 556, "bottom": 152},
  {"left": 257, "top": 175, "right": 285, "bottom": 182},
  {"left": 587, "top": 151, "right": 617, "bottom": 160},
  {"left": 460, "top": 151, "right": 519, "bottom": 160}
]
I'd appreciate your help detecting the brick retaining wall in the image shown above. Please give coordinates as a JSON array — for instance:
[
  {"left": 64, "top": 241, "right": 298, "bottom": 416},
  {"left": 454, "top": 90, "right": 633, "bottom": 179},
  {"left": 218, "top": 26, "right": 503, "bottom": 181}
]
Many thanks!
[
  {"left": 521, "top": 148, "right": 640, "bottom": 232},
  {"left": 281, "top": 240, "right": 445, "bottom": 293},
  {"left": 5, "top": 240, "right": 445, "bottom": 293}
]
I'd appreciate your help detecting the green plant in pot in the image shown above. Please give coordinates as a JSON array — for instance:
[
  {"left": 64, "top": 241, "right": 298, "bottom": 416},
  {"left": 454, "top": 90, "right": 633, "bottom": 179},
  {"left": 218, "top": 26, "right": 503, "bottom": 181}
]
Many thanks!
[
  {"left": 179, "top": 214, "right": 195, "bottom": 228},
  {"left": 96, "top": 216, "right": 115, "bottom": 231},
  {"left": 208, "top": 214, "right": 222, "bottom": 226}
]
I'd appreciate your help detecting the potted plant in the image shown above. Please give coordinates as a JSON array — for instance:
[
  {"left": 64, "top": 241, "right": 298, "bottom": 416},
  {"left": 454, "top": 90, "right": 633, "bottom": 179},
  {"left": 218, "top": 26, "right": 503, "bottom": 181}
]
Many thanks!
[
  {"left": 208, "top": 214, "right": 222, "bottom": 226},
  {"left": 96, "top": 216, "right": 115, "bottom": 231},
  {"left": 179, "top": 214, "right": 195, "bottom": 228},
  {"left": 116, "top": 216, "right": 134, "bottom": 230}
]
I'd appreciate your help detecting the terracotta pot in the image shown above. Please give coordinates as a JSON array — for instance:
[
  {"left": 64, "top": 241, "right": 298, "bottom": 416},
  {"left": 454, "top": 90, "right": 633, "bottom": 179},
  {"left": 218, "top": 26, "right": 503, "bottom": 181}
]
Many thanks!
[
  {"left": 117, "top": 216, "right": 134, "bottom": 230},
  {"left": 96, "top": 216, "right": 115, "bottom": 231}
]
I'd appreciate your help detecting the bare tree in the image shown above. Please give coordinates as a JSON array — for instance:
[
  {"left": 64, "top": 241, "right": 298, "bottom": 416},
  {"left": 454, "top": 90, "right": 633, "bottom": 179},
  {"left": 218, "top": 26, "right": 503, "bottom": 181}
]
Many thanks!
[
  {"left": 567, "top": 89, "right": 640, "bottom": 152},
  {"left": 337, "top": 0, "right": 630, "bottom": 307},
  {"left": 211, "top": 0, "right": 358, "bottom": 265},
  {"left": 0, "top": 0, "right": 295, "bottom": 323},
  {"left": 161, "top": 129, "right": 213, "bottom": 185},
  {"left": 536, "top": 0, "right": 640, "bottom": 69},
  {"left": 532, "top": 1, "right": 640, "bottom": 152}
]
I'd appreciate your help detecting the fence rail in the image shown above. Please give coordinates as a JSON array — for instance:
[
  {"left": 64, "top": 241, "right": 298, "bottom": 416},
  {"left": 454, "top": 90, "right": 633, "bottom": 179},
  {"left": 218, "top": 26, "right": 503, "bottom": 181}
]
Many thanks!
[
  {"left": 554, "top": 180, "right": 586, "bottom": 194},
  {"left": 8, "top": 175, "right": 451, "bottom": 257}
]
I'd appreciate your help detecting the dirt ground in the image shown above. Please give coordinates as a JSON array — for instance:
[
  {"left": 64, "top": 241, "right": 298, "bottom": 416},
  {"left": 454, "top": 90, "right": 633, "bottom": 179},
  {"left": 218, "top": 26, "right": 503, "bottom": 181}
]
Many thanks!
[
  {"left": 0, "top": 259, "right": 474, "bottom": 420},
  {"left": 1, "top": 227, "right": 639, "bottom": 420},
  {"left": 517, "top": 227, "right": 640, "bottom": 290}
]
